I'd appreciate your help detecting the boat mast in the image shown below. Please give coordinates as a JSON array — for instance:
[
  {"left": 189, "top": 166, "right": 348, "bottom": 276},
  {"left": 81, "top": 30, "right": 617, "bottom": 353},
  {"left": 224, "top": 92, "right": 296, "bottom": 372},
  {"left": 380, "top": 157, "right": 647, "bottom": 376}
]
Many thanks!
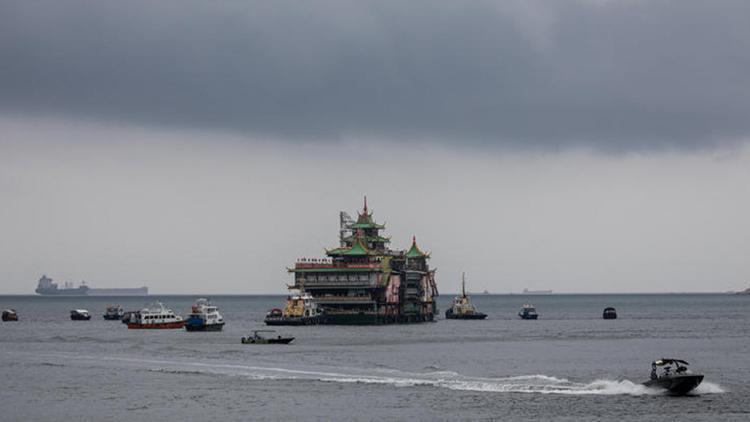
[{"left": 462, "top": 272, "right": 466, "bottom": 298}]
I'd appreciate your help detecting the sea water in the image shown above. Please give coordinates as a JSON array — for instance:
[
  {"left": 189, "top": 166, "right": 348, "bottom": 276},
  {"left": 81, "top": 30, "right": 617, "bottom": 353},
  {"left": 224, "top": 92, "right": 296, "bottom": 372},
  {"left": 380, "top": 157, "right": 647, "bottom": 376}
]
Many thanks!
[{"left": 1, "top": 294, "right": 748, "bottom": 421}]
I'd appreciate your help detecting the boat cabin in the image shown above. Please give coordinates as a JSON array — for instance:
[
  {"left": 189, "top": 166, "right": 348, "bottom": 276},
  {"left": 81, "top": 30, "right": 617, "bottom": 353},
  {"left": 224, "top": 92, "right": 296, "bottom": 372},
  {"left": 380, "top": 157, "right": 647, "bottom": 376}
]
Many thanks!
[{"left": 650, "top": 358, "right": 690, "bottom": 379}]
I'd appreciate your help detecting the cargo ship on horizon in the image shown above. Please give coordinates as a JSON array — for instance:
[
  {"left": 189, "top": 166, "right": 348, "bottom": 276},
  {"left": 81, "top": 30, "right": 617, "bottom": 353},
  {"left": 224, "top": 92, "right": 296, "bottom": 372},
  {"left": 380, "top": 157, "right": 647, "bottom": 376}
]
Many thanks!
[
  {"left": 272, "top": 198, "right": 439, "bottom": 325},
  {"left": 35, "top": 275, "right": 148, "bottom": 296}
]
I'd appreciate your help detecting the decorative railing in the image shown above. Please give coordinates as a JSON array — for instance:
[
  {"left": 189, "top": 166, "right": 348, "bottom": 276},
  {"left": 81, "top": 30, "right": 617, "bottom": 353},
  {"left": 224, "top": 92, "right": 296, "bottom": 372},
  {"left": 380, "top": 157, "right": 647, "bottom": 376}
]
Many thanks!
[{"left": 294, "top": 262, "right": 381, "bottom": 270}]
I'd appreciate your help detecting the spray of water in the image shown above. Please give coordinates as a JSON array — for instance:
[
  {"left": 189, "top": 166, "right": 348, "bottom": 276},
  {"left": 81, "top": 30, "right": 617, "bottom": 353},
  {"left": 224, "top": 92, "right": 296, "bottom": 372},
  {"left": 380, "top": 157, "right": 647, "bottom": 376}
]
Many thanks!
[{"left": 31, "top": 353, "right": 727, "bottom": 396}]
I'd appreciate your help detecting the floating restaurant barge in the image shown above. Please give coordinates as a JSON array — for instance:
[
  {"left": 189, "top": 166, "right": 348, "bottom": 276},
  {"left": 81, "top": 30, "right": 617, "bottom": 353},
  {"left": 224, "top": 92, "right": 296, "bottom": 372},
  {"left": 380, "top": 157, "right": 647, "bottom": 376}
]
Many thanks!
[{"left": 284, "top": 199, "right": 439, "bottom": 325}]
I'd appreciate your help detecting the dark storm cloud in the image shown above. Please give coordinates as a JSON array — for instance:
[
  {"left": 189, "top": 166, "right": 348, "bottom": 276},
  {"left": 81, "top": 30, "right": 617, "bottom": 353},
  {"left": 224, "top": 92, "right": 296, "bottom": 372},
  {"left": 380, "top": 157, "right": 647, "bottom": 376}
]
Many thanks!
[{"left": 1, "top": 0, "right": 750, "bottom": 151}]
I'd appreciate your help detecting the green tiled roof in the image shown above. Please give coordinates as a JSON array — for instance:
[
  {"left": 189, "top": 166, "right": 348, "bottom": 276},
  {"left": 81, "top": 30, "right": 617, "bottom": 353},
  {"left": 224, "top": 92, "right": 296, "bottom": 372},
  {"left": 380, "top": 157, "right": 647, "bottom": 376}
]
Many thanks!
[
  {"left": 327, "top": 237, "right": 377, "bottom": 256},
  {"left": 406, "top": 236, "right": 428, "bottom": 258}
]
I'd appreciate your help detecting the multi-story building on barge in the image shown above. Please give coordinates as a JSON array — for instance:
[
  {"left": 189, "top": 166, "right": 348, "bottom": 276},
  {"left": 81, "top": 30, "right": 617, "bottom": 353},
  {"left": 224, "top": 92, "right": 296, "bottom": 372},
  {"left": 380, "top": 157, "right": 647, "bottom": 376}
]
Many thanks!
[{"left": 284, "top": 199, "right": 438, "bottom": 325}]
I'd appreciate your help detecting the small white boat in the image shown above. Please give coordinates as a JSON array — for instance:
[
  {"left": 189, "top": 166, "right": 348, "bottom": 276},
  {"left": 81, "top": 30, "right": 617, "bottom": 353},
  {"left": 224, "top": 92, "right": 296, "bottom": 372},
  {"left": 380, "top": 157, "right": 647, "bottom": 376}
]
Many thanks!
[{"left": 518, "top": 303, "right": 539, "bottom": 320}]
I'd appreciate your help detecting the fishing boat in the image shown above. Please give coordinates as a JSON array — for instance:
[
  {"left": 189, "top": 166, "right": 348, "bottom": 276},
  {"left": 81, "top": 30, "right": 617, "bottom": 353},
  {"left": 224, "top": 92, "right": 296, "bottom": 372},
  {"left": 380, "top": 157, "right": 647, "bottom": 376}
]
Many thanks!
[
  {"left": 602, "top": 307, "right": 617, "bottom": 319},
  {"left": 643, "top": 359, "right": 704, "bottom": 395},
  {"left": 241, "top": 330, "right": 294, "bottom": 344},
  {"left": 126, "top": 302, "right": 185, "bottom": 329},
  {"left": 518, "top": 303, "right": 538, "bottom": 320},
  {"left": 185, "top": 298, "right": 225, "bottom": 331},
  {"left": 70, "top": 309, "right": 91, "bottom": 321},
  {"left": 264, "top": 291, "right": 324, "bottom": 326},
  {"left": 2, "top": 309, "right": 18, "bottom": 321},
  {"left": 103, "top": 304, "right": 124, "bottom": 320},
  {"left": 445, "top": 273, "right": 487, "bottom": 320}
]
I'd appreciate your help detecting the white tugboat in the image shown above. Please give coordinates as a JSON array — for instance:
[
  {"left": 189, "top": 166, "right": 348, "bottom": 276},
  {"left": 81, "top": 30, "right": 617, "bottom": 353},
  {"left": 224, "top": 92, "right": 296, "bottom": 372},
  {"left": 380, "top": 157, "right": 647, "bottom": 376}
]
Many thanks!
[
  {"left": 126, "top": 302, "right": 185, "bottom": 329},
  {"left": 185, "top": 298, "right": 225, "bottom": 332}
]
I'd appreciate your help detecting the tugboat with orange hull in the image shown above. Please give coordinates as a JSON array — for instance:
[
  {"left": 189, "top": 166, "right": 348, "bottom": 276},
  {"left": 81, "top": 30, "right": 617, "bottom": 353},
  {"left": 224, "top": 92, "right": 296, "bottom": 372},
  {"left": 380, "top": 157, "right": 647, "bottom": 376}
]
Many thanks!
[{"left": 126, "top": 302, "right": 185, "bottom": 329}]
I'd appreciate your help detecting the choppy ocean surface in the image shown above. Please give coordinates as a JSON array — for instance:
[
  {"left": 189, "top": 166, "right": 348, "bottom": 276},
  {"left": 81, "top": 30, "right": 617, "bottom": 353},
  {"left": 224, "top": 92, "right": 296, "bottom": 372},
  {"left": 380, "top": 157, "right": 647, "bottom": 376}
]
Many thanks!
[{"left": 1, "top": 294, "right": 748, "bottom": 421}]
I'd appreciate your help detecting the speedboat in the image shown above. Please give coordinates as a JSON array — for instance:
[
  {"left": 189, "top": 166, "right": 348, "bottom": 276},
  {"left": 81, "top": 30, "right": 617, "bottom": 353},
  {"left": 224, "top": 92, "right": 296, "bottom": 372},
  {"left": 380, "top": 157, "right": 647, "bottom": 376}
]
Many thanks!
[
  {"left": 70, "top": 309, "right": 91, "bottom": 321},
  {"left": 264, "top": 291, "right": 323, "bottom": 325},
  {"left": 445, "top": 273, "right": 487, "bottom": 320},
  {"left": 185, "top": 298, "right": 225, "bottom": 332},
  {"left": 126, "top": 302, "right": 185, "bottom": 329},
  {"left": 241, "top": 330, "right": 294, "bottom": 344},
  {"left": 2, "top": 309, "right": 18, "bottom": 321},
  {"left": 643, "top": 358, "right": 704, "bottom": 395},
  {"left": 602, "top": 307, "right": 617, "bottom": 319},
  {"left": 103, "top": 304, "right": 124, "bottom": 320},
  {"left": 518, "top": 303, "right": 538, "bottom": 320}
]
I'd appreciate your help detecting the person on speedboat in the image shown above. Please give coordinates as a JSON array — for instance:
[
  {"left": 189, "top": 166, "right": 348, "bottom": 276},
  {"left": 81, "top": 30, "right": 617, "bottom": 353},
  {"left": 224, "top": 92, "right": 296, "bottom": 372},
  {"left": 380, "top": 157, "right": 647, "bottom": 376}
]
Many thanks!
[{"left": 663, "top": 366, "right": 671, "bottom": 378}]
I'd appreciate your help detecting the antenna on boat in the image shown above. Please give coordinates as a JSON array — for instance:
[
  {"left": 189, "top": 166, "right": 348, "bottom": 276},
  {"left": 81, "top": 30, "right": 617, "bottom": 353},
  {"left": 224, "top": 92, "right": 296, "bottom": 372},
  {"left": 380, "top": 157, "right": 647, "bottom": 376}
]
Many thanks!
[{"left": 462, "top": 272, "right": 466, "bottom": 298}]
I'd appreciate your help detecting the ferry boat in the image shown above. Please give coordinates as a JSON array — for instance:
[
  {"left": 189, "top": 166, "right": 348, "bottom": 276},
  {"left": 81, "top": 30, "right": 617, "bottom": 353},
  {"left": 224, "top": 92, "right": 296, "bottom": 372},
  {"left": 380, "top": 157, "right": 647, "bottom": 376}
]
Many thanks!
[
  {"left": 70, "top": 309, "right": 91, "bottom": 321},
  {"left": 103, "top": 304, "right": 124, "bottom": 320},
  {"left": 518, "top": 303, "right": 539, "bottom": 320},
  {"left": 126, "top": 302, "right": 185, "bottom": 329},
  {"left": 265, "top": 291, "right": 324, "bottom": 325},
  {"left": 2, "top": 309, "right": 18, "bottom": 321},
  {"left": 445, "top": 273, "right": 486, "bottom": 320},
  {"left": 185, "top": 298, "right": 225, "bottom": 331}
]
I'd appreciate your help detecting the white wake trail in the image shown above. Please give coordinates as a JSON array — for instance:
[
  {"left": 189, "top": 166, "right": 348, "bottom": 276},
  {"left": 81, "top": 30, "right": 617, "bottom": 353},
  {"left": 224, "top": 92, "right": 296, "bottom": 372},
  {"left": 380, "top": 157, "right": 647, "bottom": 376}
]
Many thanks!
[{"left": 30, "top": 353, "right": 726, "bottom": 396}]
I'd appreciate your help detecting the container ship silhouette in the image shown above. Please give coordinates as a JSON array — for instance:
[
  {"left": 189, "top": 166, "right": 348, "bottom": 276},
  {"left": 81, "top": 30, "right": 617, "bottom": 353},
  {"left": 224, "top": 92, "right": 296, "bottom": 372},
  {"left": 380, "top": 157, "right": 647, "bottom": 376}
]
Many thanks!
[{"left": 35, "top": 275, "right": 148, "bottom": 296}]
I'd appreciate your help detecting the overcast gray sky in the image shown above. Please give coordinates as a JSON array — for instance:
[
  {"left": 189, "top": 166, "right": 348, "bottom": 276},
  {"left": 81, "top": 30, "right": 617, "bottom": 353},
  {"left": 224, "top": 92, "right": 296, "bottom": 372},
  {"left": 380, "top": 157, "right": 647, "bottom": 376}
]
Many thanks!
[{"left": 1, "top": 1, "right": 749, "bottom": 294}]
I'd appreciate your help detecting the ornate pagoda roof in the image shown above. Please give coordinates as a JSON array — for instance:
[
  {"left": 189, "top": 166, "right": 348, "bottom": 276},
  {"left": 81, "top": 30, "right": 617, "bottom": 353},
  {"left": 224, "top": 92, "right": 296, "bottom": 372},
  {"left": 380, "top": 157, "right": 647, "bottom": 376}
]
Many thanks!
[
  {"left": 327, "top": 230, "right": 378, "bottom": 256},
  {"left": 405, "top": 236, "right": 429, "bottom": 258},
  {"left": 352, "top": 196, "right": 385, "bottom": 229}
]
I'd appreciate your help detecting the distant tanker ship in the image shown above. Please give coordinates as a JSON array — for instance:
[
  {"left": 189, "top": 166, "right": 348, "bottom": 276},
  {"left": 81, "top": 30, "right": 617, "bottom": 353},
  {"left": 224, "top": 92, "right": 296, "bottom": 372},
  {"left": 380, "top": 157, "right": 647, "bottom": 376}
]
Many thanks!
[{"left": 35, "top": 275, "right": 148, "bottom": 296}]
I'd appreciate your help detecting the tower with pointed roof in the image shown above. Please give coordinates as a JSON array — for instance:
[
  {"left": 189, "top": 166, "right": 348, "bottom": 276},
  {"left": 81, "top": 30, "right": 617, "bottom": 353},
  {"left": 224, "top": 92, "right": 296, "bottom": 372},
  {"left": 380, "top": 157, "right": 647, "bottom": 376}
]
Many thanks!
[{"left": 284, "top": 197, "right": 439, "bottom": 324}]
